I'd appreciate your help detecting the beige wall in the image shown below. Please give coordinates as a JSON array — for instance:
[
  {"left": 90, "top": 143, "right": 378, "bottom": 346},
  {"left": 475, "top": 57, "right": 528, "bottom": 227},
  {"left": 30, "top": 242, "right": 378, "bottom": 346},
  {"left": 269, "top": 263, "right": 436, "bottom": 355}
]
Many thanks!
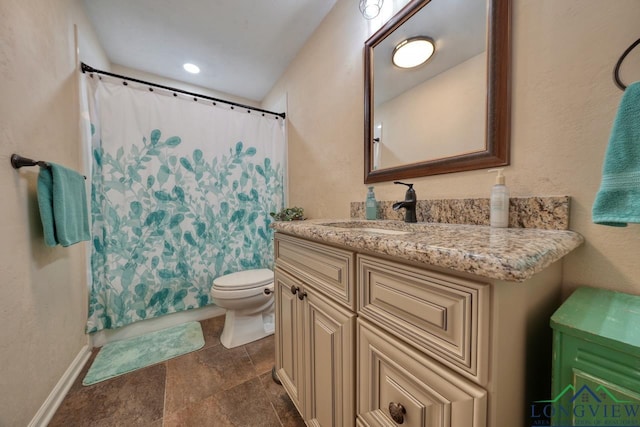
[
  {"left": 0, "top": 0, "right": 107, "bottom": 424},
  {"left": 263, "top": 0, "right": 640, "bottom": 295}
]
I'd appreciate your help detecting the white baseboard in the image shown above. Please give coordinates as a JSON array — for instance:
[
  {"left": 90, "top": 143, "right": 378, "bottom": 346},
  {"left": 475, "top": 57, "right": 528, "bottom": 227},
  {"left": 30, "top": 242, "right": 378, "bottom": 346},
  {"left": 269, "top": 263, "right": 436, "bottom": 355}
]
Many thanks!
[
  {"left": 90, "top": 305, "right": 226, "bottom": 347},
  {"left": 29, "top": 344, "right": 91, "bottom": 427}
]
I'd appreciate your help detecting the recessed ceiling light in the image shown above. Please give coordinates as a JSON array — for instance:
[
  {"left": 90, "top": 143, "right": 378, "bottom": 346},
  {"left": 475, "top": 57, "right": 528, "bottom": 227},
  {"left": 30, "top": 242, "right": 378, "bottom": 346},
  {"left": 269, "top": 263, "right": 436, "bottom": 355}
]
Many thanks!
[
  {"left": 183, "top": 63, "right": 200, "bottom": 74},
  {"left": 392, "top": 37, "right": 435, "bottom": 69}
]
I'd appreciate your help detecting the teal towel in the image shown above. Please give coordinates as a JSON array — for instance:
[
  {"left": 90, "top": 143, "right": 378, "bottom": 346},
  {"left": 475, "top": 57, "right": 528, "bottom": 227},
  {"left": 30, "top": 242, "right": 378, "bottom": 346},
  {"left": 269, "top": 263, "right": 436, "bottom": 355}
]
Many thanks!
[
  {"left": 37, "top": 163, "right": 90, "bottom": 247},
  {"left": 593, "top": 81, "right": 640, "bottom": 227}
]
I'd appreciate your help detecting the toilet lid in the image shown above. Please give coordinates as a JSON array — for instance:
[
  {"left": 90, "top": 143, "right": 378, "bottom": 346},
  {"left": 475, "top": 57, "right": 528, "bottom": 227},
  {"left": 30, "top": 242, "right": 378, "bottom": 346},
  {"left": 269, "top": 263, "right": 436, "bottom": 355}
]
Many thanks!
[{"left": 213, "top": 268, "right": 274, "bottom": 290}]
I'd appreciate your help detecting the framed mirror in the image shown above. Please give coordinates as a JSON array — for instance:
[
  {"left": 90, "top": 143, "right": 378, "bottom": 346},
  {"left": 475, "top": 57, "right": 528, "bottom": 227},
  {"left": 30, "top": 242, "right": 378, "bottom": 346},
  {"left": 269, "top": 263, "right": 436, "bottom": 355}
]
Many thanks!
[{"left": 364, "top": 0, "right": 511, "bottom": 183}]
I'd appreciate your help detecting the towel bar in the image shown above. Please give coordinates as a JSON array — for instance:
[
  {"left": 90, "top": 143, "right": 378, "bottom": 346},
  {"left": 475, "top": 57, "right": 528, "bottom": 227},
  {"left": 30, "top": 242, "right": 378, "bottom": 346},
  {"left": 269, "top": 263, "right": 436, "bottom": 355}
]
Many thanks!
[
  {"left": 613, "top": 37, "right": 640, "bottom": 91},
  {"left": 11, "top": 154, "right": 86, "bottom": 179},
  {"left": 10, "top": 154, "right": 49, "bottom": 169}
]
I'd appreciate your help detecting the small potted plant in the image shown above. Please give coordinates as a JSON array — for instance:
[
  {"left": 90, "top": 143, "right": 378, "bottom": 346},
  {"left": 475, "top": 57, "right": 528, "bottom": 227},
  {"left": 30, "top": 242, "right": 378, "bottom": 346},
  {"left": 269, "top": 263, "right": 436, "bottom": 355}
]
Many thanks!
[{"left": 270, "top": 207, "right": 305, "bottom": 221}]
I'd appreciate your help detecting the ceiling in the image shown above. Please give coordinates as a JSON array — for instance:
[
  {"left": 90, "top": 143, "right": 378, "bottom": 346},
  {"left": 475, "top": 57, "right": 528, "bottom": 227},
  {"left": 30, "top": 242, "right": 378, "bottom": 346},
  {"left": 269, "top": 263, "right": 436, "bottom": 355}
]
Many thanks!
[{"left": 83, "top": 0, "right": 338, "bottom": 102}]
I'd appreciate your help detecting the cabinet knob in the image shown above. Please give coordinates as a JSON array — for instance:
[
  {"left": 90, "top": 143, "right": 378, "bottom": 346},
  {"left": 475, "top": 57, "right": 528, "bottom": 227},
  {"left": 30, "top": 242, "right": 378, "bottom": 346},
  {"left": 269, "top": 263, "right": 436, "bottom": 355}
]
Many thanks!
[
  {"left": 388, "top": 402, "right": 406, "bottom": 424},
  {"left": 297, "top": 291, "right": 307, "bottom": 301},
  {"left": 290, "top": 285, "right": 299, "bottom": 295}
]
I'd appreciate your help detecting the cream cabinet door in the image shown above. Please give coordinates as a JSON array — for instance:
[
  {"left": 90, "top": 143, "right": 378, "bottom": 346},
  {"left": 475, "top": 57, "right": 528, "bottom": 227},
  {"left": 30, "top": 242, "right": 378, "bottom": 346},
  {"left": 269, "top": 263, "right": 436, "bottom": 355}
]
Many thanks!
[
  {"left": 275, "top": 268, "right": 304, "bottom": 413},
  {"left": 276, "top": 267, "right": 357, "bottom": 426},
  {"left": 358, "top": 319, "right": 487, "bottom": 427},
  {"left": 303, "top": 285, "right": 356, "bottom": 427}
]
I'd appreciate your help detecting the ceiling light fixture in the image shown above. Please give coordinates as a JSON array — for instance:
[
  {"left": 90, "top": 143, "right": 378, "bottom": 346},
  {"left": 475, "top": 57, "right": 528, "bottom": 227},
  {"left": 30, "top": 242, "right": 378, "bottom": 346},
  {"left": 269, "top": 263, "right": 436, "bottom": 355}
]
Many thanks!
[
  {"left": 359, "top": 0, "right": 384, "bottom": 19},
  {"left": 183, "top": 63, "right": 200, "bottom": 74},
  {"left": 392, "top": 37, "right": 435, "bottom": 69}
]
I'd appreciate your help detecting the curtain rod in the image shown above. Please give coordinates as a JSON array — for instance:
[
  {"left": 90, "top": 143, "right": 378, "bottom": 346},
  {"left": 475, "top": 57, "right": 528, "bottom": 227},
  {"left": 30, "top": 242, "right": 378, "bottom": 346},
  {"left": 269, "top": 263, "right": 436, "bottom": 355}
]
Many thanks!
[{"left": 80, "top": 62, "right": 286, "bottom": 119}]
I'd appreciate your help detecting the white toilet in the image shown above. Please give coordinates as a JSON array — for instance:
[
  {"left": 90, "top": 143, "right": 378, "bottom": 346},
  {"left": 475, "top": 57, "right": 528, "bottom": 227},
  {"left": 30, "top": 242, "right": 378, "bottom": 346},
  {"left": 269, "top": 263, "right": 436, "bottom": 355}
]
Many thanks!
[{"left": 211, "top": 268, "right": 275, "bottom": 349}]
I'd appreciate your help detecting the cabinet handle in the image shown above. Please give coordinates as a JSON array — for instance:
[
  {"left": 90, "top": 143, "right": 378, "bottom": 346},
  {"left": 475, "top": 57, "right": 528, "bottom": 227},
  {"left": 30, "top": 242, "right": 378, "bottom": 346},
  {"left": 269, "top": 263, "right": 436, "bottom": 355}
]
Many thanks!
[
  {"left": 297, "top": 291, "right": 307, "bottom": 301},
  {"left": 388, "top": 402, "right": 406, "bottom": 424},
  {"left": 290, "top": 285, "right": 299, "bottom": 295}
]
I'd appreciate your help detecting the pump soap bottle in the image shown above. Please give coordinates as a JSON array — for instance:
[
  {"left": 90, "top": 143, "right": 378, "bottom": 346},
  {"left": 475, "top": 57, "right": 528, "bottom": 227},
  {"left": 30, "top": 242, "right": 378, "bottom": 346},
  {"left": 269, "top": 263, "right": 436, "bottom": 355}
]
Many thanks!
[
  {"left": 365, "top": 186, "right": 378, "bottom": 220},
  {"left": 488, "top": 169, "right": 509, "bottom": 228}
]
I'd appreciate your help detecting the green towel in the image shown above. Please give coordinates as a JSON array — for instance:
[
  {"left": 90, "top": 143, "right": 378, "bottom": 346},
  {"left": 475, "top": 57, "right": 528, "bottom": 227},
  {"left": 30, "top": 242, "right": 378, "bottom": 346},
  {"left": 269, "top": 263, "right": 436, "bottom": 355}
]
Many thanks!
[
  {"left": 37, "top": 163, "right": 90, "bottom": 247},
  {"left": 593, "top": 81, "right": 640, "bottom": 227}
]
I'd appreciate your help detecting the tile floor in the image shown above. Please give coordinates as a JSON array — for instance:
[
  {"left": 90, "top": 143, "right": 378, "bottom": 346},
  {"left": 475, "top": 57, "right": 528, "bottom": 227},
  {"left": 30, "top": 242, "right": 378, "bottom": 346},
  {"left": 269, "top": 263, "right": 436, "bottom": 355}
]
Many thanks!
[{"left": 49, "top": 316, "right": 305, "bottom": 426}]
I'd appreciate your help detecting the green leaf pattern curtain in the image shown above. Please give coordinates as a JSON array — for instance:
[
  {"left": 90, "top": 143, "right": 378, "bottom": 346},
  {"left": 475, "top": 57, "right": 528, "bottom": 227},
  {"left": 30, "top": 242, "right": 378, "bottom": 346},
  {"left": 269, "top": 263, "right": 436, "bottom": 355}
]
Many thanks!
[{"left": 84, "top": 76, "right": 285, "bottom": 333}]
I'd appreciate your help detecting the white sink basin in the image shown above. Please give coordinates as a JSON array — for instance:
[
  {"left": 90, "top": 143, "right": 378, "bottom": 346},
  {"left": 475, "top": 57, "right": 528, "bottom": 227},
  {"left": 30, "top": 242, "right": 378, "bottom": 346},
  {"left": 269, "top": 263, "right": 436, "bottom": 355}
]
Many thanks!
[
  {"left": 320, "top": 222, "right": 412, "bottom": 236},
  {"left": 356, "top": 228, "right": 410, "bottom": 235}
]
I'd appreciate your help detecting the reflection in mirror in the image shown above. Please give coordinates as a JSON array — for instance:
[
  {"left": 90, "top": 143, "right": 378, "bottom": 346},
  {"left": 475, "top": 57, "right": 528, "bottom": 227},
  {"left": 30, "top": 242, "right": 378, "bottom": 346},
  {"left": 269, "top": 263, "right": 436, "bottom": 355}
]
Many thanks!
[
  {"left": 374, "top": 0, "right": 487, "bottom": 169},
  {"left": 364, "top": 0, "right": 511, "bottom": 183}
]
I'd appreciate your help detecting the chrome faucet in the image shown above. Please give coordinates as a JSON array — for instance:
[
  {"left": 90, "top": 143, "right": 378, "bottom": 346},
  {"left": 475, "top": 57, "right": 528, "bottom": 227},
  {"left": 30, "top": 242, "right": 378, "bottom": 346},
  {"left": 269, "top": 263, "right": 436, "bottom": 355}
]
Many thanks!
[{"left": 392, "top": 181, "right": 417, "bottom": 223}]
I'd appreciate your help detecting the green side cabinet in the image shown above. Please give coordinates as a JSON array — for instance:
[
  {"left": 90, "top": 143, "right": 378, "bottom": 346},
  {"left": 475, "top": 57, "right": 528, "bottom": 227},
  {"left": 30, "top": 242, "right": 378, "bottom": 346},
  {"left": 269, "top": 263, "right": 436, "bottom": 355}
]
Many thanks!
[{"left": 547, "top": 287, "right": 640, "bottom": 427}]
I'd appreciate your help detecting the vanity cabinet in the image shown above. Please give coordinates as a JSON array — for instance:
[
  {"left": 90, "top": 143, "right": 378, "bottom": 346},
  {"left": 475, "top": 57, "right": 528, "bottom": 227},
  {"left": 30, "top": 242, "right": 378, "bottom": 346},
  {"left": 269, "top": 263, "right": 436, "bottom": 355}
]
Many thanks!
[
  {"left": 274, "top": 231, "right": 568, "bottom": 427},
  {"left": 357, "top": 255, "right": 488, "bottom": 427},
  {"left": 274, "top": 233, "right": 356, "bottom": 427}
]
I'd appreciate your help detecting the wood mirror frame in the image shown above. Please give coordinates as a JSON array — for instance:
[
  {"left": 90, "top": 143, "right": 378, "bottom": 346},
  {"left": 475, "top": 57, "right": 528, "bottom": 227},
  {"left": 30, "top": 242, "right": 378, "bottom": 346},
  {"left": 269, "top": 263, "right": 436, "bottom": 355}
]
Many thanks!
[{"left": 364, "top": 0, "right": 511, "bottom": 183}]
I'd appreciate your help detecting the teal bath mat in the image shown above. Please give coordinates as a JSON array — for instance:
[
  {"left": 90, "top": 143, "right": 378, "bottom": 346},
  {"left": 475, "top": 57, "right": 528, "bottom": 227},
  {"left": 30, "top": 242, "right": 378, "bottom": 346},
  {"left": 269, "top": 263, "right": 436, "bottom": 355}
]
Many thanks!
[{"left": 83, "top": 321, "right": 204, "bottom": 385}]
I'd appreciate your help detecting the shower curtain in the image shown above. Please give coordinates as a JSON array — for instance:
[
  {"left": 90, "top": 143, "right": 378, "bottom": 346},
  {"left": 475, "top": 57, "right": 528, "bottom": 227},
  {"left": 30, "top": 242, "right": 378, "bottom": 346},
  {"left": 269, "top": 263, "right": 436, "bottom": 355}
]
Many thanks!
[{"left": 83, "top": 75, "right": 286, "bottom": 333}]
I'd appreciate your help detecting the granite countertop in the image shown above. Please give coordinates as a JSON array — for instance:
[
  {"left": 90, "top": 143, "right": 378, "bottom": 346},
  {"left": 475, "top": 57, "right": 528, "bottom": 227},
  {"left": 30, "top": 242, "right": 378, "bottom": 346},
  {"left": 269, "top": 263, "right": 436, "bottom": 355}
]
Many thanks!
[{"left": 271, "top": 219, "right": 584, "bottom": 282}]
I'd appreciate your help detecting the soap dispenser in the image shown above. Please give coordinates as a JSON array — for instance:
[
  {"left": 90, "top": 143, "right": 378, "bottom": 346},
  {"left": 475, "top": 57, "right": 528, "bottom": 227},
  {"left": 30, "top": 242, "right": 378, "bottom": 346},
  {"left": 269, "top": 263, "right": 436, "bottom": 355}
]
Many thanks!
[
  {"left": 365, "top": 186, "right": 378, "bottom": 220},
  {"left": 488, "top": 169, "right": 509, "bottom": 228}
]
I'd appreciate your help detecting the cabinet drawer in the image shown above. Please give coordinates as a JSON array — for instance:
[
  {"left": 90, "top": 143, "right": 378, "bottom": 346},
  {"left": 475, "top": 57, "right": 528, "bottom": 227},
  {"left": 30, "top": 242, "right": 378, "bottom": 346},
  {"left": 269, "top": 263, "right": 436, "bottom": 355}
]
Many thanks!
[
  {"left": 357, "top": 319, "right": 487, "bottom": 427},
  {"left": 357, "top": 255, "right": 488, "bottom": 382},
  {"left": 275, "top": 233, "right": 355, "bottom": 310}
]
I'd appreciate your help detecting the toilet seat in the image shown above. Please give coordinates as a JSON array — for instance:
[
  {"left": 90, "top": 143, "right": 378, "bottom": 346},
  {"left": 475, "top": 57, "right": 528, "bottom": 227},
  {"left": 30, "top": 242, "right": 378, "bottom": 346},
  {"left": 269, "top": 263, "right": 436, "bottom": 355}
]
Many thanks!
[
  {"left": 212, "top": 268, "right": 273, "bottom": 291},
  {"left": 212, "top": 282, "right": 274, "bottom": 299}
]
